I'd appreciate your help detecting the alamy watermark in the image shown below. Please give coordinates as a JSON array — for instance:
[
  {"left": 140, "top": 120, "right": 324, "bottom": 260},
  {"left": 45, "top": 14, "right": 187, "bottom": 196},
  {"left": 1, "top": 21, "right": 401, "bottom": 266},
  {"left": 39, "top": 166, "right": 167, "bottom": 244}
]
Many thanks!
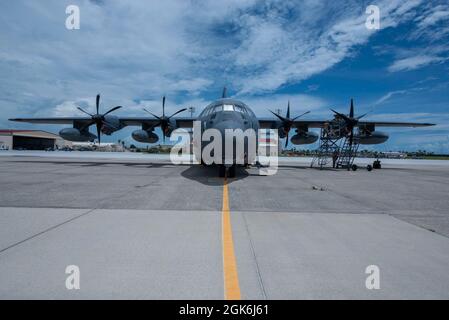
[
  {"left": 65, "top": 265, "right": 80, "bottom": 290},
  {"left": 170, "top": 121, "right": 278, "bottom": 175},
  {"left": 65, "top": 5, "right": 80, "bottom": 30},
  {"left": 365, "top": 265, "right": 380, "bottom": 290},
  {"left": 365, "top": 5, "right": 380, "bottom": 30}
]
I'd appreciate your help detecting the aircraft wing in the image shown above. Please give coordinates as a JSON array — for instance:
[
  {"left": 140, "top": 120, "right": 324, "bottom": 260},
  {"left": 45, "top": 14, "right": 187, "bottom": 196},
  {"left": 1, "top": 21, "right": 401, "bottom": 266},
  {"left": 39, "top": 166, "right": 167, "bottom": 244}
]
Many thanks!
[
  {"left": 258, "top": 119, "right": 435, "bottom": 129},
  {"left": 357, "top": 121, "right": 435, "bottom": 128},
  {"left": 9, "top": 117, "right": 92, "bottom": 125},
  {"left": 258, "top": 119, "right": 329, "bottom": 129},
  {"left": 9, "top": 116, "right": 196, "bottom": 129},
  {"left": 118, "top": 117, "right": 195, "bottom": 128}
]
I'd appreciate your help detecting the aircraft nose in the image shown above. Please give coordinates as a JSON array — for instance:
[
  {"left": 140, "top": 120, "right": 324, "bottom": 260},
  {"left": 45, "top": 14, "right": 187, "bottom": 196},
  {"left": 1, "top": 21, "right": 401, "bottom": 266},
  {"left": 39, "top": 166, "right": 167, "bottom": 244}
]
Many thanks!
[
  {"left": 209, "top": 119, "right": 253, "bottom": 165},
  {"left": 213, "top": 120, "right": 245, "bottom": 136}
]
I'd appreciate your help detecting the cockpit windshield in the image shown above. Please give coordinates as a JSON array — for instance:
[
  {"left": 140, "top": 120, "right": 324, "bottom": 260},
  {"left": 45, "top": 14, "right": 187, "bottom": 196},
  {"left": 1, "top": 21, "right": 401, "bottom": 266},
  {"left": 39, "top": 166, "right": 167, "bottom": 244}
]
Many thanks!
[
  {"left": 223, "top": 104, "right": 234, "bottom": 111},
  {"left": 234, "top": 105, "right": 246, "bottom": 113},
  {"left": 201, "top": 102, "right": 249, "bottom": 117}
]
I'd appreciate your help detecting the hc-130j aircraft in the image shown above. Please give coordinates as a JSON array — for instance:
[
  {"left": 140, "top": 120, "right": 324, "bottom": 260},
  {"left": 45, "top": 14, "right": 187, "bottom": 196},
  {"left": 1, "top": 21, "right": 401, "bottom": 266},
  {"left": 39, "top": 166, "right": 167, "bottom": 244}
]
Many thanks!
[{"left": 10, "top": 88, "right": 434, "bottom": 177}]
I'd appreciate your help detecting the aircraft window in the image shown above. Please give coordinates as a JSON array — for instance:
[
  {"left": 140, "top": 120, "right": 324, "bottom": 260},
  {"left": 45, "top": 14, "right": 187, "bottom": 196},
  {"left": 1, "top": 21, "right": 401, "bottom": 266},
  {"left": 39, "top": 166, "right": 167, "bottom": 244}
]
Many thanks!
[
  {"left": 235, "top": 105, "right": 245, "bottom": 113},
  {"left": 223, "top": 104, "right": 234, "bottom": 111},
  {"left": 246, "top": 108, "right": 256, "bottom": 117},
  {"left": 201, "top": 107, "right": 211, "bottom": 117},
  {"left": 214, "top": 105, "right": 223, "bottom": 113}
]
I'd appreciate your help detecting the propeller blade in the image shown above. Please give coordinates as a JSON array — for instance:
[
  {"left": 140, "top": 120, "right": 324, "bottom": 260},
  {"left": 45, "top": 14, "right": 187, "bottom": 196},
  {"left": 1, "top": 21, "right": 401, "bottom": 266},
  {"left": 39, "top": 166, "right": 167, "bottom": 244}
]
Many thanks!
[
  {"left": 330, "top": 109, "right": 350, "bottom": 121},
  {"left": 349, "top": 98, "right": 354, "bottom": 118},
  {"left": 103, "top": 106, "right": 122, "bottom": 116},
  {"left": 96, "top": 94, "right": 100, "bottom": 115},
  {"left": 286, "top": 101, "right": 290, "bottom": 119},
  {"left": 77, "top": 107, "right": 93, "bottom": 117},
  {"left": 292, "top": 110, "right": 311, "bottom": 121},
  {"left": 143, "top": 108, "right": 162, "bottom": 120},
  {"left": 269, "top": 110, "right": 287, "bottom": 122},
  {"left": 285, "top": 132, "right": 289, "bottom": 149},
  {"left": 330, "top": 108, "right": 345, "bottom": 118},
  {"left": 162, "top": 96, "right": 166, "bottom": 118},
  {"left": 168, "top": 108, "right": 187, "bottom": 119},
  {"left": 96, "top": 121, "right": 101, "bottom": 145},
  {"left": 356, "top": 111, "right": 370, "bottom": 120},
  {"left": 222, "top": 86, "right": 227, "bottom": 99}
]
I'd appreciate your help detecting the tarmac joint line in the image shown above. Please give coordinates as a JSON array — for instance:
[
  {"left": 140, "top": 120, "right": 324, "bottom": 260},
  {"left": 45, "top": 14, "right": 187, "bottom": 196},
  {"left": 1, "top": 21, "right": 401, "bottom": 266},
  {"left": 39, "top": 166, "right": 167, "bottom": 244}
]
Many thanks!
[{"left": 0, "top": 208, "right": 96, "bottom": 255}]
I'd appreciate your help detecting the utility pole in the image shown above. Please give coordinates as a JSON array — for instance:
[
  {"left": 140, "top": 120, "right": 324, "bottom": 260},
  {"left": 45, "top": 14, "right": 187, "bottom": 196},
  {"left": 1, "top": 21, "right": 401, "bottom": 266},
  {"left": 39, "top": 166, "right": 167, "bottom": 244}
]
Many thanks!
[
  {"left": 188, "top": 106, "right": 196, "bottom": 117},
  {"left": 275, "top": 108, "right": 282, "bottom": 115}
]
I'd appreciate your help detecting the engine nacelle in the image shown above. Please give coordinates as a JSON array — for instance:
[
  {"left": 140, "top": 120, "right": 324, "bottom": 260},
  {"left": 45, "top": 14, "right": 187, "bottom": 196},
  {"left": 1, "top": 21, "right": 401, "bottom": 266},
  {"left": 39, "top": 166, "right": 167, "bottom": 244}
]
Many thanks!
[
  {"left": 291, "top": 131, "right": 319, "bottom": 145},
  {"left": 59, "top": 128, "right": 96, "bottom": 142},
  {"left": 277, "top": 126, "right": 287, "bottom": 139},
  {"left": 163, "top": 118, "right": 177, "bottom": 137},
  {"left": 356, "top": 131, "right": 389, "bottom": 145},
  {"left": 101, "top": 115, "right": 121, "bottom": 135},
  {"left": 132, "top": 130, "right": 159, "bottom": 143}
]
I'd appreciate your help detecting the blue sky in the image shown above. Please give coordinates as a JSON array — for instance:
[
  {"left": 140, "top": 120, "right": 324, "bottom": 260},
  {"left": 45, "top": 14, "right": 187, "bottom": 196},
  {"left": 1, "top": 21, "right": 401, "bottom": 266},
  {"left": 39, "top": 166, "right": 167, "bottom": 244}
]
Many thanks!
[{"left": 1, "top": 0, "right": 448, "bottom": 152}]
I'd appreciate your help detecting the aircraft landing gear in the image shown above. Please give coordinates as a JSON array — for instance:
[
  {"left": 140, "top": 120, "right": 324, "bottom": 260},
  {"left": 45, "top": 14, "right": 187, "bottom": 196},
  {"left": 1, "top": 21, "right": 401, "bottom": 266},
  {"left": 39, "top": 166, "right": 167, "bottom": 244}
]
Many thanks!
[
  {"left": 373, "top": 159, "right": 381, "bottom": 169},
  {"left": 228, "top": 165, "right": 236, "bottom": 178},
  {"left": 218, "top": 165, "right": 236, "bottom": 178},
  {"left": 219, "top": 165, "right": 226, "bottom": 177}
]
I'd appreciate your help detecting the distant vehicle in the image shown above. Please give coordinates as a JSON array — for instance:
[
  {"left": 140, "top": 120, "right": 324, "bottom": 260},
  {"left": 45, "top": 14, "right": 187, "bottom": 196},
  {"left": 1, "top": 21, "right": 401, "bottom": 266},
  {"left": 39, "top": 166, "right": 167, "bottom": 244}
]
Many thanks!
[{"left": 58, "top": 146, "right": 73, "bottom": 151}]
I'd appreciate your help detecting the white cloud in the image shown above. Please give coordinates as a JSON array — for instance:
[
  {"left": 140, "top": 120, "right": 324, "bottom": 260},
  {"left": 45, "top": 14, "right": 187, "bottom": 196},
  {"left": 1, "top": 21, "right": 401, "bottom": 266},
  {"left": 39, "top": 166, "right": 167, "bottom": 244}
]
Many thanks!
[
  {"left": 236, "top": 93, "right": 328, "bottom": 117},
  {"left": 418, "top": 7, "right": 449, "bottom": 29},
  {"left": 415, "top": 4, "right": 449, "bottom": 29},
  {"left": 388, "top": 55, "right": 446, "bottom": 72},
  {"left": 373, "top": 85, "right": 430, "bottom": 105},
  {"left": 0, "top": 0, "right": 426, "bottom": 111}
]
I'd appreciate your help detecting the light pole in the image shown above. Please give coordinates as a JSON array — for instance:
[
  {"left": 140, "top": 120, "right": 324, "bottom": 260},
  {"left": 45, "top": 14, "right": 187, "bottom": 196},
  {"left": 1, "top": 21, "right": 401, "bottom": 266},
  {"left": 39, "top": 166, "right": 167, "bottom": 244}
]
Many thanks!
[{"left": 188, "top": 106, "right": 196, "bottom": 117}]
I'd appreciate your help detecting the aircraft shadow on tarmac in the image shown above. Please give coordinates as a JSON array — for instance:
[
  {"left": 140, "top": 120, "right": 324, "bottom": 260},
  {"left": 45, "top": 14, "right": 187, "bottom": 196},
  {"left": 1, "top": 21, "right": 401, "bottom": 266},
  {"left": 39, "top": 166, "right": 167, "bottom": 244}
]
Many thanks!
[
  {"left": 181, "top": 165, "right": 252, "bottom": 186},
  {"left": 180, "top": 164, "right": 347, "bottom": 186},
  {"left": 8, "top": 160, "right": 190, "bottom": 169}
]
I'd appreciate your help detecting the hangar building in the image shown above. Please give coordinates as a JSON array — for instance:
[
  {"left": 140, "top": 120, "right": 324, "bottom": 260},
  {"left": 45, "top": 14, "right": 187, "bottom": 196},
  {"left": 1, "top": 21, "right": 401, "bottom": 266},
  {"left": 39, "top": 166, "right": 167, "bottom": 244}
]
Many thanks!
[{"left": 0, "top": 130, "right": 71, "bottom": 150}]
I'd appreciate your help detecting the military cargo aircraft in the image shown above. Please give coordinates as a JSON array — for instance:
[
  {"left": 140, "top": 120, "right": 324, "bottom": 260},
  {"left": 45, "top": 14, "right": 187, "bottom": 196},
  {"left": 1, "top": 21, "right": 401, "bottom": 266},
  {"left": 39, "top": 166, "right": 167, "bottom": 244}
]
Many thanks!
[{"left": 9, "top": 88, "right": 435, "bottom": 177}]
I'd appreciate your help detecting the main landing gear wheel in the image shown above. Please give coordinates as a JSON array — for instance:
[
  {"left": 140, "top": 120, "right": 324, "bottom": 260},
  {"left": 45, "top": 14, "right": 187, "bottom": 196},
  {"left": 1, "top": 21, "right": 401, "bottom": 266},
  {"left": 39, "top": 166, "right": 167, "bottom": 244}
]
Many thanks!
[
  {"left": 228, "top": 165, "right": 236, "bottom": 178},
  {"left": 373, "top": 160, "right": 382, "bottom": 169},
  {"left": 218, "top": 165, "right": 226, "bottom": 178},
  {"left": 218, "top": 165, "right": 236, "bottom": 178}
]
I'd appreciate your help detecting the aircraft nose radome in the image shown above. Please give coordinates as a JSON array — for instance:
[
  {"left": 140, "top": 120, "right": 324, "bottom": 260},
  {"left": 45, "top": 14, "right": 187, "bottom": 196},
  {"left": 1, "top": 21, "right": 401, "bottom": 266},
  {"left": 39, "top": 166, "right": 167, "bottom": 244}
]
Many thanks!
[{"left": 212, "top": 119, "right": 245, "bottom": 134}]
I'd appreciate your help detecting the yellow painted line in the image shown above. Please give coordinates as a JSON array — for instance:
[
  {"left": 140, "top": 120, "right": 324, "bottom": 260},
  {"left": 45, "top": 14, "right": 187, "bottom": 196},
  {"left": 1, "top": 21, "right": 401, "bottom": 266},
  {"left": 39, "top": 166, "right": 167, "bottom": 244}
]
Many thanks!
[{"left": 222, "top": 176, "right": 241, "bottom": 300}]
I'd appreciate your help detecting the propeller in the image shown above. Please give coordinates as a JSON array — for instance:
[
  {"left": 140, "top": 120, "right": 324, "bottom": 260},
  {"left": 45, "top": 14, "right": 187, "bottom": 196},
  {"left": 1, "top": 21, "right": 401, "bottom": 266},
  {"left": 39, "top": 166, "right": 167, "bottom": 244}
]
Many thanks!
[
  {"left": 77, "top": 94, "right": 122, "bottom": 144},
  {"left": 330, "top": 98, "right": 369, "bottom": 145},
  {"left": 143, "top": 96, "right": 187, "bottom": 143},
  {"left": 270, "top": 101, "right": 311, "bottom": 148}
]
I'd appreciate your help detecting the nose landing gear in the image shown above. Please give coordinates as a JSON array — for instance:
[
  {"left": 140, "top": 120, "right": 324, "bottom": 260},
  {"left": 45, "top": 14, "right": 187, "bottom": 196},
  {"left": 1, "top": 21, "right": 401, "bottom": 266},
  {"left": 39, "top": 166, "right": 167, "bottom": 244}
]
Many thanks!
[{"left": 218, "top": 165, "right": 236, "bottom": 178}]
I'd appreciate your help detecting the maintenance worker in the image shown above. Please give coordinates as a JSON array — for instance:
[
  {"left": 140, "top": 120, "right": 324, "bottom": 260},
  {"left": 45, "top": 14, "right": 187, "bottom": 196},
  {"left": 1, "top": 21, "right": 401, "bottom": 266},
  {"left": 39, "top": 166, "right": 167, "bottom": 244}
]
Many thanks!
[{"left": 332, "top": 150, "right": 339, "bottom": 168}]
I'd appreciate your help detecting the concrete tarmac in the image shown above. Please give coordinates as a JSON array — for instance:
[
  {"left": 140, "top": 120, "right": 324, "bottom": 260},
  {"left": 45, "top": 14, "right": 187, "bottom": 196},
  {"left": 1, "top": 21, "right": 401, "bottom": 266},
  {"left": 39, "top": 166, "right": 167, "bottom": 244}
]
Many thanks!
[{"left": 1, "top": 152, "right": 449, "bottom": 299}]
